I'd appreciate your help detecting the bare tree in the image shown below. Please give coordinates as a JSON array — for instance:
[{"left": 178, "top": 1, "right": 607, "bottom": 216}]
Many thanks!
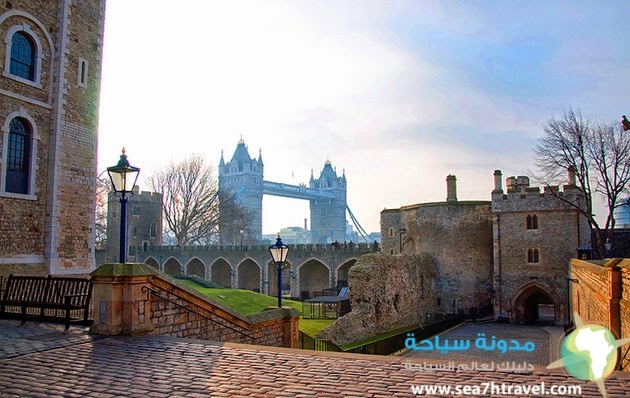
[
  {"left": 534, "top": 109, "right": 630, "bottom": 258},
  {"left": 147, "top": 154, "right": 250, "bottom": 246},
  {"left": 94, "top": 175, "right": 110, "bottom": 250}
]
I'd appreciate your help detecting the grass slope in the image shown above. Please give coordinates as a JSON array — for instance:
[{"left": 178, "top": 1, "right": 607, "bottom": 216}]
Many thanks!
[{"left": 179, "top": 279, "right": 333, "bottom": 337}]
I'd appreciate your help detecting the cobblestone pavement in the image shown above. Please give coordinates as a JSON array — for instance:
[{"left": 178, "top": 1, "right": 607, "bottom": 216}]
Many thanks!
[
  {"left": 403, "top": 322, "right": 561, "bottom": 365},
  {"left": 0, "top": 319, "right": 629, "bottom": 397}
]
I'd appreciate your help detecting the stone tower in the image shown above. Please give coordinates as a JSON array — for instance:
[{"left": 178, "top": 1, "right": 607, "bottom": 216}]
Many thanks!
[
  {"left": 491, "top": 169, "right": 591, "bottom": 325},
  {"left": 0, "top": 0, "right": 106, "bottom": 275},
  {"left": 106, "top": 187, "right": 163, "bottom": 263},
  {"left": 310, "top": 160, "right": 347, "bottom": 243},
  {"left": 218, "top": 138, "right": 263, "bottom": 243}
]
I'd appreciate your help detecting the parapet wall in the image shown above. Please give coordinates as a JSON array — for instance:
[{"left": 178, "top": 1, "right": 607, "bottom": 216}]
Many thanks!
[
  {"left": 570, "top": 258, "right": 630, "bottom": 370},
  {"left": 91, "top": 263, "right": 299, "bottom": 348},
  {"left": 492, "top": 185, "right": 585, "bottom": 213}
]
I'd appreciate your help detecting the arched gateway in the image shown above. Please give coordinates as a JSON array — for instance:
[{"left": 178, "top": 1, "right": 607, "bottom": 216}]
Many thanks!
[{"left": 512, "top": 282, "right": 560, "bottom": 325}]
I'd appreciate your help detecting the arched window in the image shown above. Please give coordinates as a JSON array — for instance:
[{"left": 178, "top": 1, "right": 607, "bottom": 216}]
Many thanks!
[
  {"left": 150, "top": 222, "right": 157, "bottom": 238},
  {"left": 526, "top": 214, "right": 538, "bottom": 230},
  {"left": 527, "top": 248, "right": 540, "bottom": 263},
  {"left": 6, "top": 118, "right": 31, "bottom": 194},
  {"left": 9, "top": 32, "right": 35, "bottom": 81}
]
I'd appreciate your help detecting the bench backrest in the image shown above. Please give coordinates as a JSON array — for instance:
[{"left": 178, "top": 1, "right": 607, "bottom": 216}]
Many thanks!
[
  {"left": 2, "top": 275, "right": 92, "bottom": 306},
  {"left": 2, "top": 275, "right": 50, "bottom": 302}
]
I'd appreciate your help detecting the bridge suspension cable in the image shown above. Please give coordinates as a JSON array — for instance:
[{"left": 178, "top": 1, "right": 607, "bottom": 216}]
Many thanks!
[{"left": 346, "top": 205, "right": 370, "bottom": 243}]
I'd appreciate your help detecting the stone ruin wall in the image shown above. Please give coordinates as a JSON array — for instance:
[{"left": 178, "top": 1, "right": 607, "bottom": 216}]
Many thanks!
[{"left": 318, "top": 253, "right": 436, "bottom": 346}]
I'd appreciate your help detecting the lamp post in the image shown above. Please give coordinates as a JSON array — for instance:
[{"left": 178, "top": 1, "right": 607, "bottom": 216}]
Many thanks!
[
  {"left": 269, "top": 234, "right": 289, "bottom": 308},
  {"left": 604, "top": 239, "right": 612, "bottom": 258},
  {"left": 566, "top": 278, "right": 579, "bottom": 331},
  {"left": 240, "top": 229, "right": 244, "bottom": 251},
  {"left": 107, "top": 149, "right": 140, "bottom": 263}
]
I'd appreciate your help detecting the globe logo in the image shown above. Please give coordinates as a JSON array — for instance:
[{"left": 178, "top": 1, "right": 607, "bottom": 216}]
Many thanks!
[
  {"left": 560, "top": 324, "right": 617, "bottom": 381},
  {"left": 548, "top": 312, "right": 630, "bottom": 398}
]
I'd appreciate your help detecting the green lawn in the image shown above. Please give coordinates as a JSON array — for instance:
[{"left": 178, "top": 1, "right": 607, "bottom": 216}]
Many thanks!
[{"left": 179, "top": 279, "right": 334, "bottom": 337}]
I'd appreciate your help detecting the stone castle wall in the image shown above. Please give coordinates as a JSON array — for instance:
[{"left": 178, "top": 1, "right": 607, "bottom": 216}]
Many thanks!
[
  {"left": 106, "top": 188, "right": 163, "bottom": 264},
  {"left": 381, "top": 201, "right": 493, "bottom": 311},
  {"left": 0, "top": 0, "right": 105, "bottom": 275},
  {"left": 492, "top": 175, "right": 589, "bottom": 324},
  {"left": 318, "top": 253, "right": 435, "bottom": 346}
]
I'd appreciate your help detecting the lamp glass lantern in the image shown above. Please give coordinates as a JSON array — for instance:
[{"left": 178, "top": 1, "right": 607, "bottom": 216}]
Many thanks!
[
  {"left": 107, "top": 149, "right": 140, "bottom": 196},
  {"left": 107, "top": 148, "right": 140, "bottom": 263},
  {"left": 269, "top": 234, "right": 289, "bottom": 307}
]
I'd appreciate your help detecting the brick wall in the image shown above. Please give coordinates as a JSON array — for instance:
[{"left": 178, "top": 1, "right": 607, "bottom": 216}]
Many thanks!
[
  {"left": 570, "top": 258, "right": 630, "bottom": 370},
  {"left": 91, "top": 263, "right": 299, "bottom": 348},
  {"left": 570, "top": 259, "right": 616, "bottom": 330},
  {"left": 148, "top": 276, "right": 297, "bottom": 346}
]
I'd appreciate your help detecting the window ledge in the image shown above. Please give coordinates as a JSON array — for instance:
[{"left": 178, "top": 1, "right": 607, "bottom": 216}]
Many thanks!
[
  {"left": 2, "top": 71, "right": 43, "bottom": 89},
  {"left": 0, "top": 191, "right": 37, "bottom": 200}
]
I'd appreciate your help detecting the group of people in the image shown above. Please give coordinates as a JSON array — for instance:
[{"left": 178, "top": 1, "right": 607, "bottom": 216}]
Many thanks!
[{"left": 330, "top": 240, "right": 380, "bottom": 252}]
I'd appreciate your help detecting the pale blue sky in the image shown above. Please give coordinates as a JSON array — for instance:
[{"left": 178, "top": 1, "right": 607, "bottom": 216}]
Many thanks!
[{"left": 98, "top": 1, "right": 630, "bottom": 236}]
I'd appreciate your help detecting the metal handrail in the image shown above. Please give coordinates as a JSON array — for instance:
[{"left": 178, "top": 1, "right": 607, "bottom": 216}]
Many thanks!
[{"left": 141, "top": 285, "right": 254, "bottom": 341}]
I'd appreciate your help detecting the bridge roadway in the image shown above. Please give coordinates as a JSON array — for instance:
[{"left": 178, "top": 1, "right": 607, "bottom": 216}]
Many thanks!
[
  {"left": 134, "top": 242, "right": 377, "bottom": 299},
  {"left": 262, "top": 180, "right": 337, "bottom": 200}
]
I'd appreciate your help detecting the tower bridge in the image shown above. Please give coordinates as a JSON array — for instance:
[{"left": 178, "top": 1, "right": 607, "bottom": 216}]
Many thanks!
[
  {"left": 262, "top": 181, "right": 336, "bottom": 201},
  {"left": 219, "top": 139, "right": 351, "bottom": 244},
  {"left": 137, "top": 243, "right": 376, "bottom": 299}
]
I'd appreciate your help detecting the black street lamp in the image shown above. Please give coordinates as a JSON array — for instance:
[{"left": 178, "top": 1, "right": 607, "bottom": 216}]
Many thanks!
[
  {"left": 107, "top": 149, "right": 140, "bottom": 263},
  {"left": 240, "top": 229, "right": 244, "bottom": 251},
  {"left": 604, "top": 239, "right": 612, "bottom": 258},
  {"left": 269, "top": 234, "right": 289, "bottom": 308}
]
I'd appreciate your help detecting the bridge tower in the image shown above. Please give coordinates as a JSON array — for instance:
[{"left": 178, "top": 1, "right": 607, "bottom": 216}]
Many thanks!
[
  {"left": 310, "top": 160, "right": 347, "bottom": 243},
  {"left": 218, "top": 138, "right": 263, "bottom": 243}
]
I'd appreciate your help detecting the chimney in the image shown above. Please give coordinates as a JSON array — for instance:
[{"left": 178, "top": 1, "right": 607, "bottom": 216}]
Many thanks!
[
  {"left": 304, "top": 218, "right": 308, "bottom": 231},
  {"left": 567, "top": 166, "right": 576, "bottom": 185},
  {"left": 493, "top": 170, "right": 503, "bottom": 193},
  {"left": 446, "top": 175, "right": 457, "bottom": 203}
]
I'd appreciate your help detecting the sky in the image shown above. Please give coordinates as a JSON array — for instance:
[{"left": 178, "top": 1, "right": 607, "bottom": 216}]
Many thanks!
[{"left": 97, "top": 0, "right": 630, "bottom": 237}]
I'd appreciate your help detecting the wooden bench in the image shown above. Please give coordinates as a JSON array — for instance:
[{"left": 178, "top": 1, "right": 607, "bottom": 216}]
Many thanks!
[{"left": 0, "top": 275, "right": 93, "bottom": 329}]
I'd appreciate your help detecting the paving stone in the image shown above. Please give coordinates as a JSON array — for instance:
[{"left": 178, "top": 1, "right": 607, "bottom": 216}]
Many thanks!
[{"left": 1, "top": 319, "right": 629, "bottom": 397}]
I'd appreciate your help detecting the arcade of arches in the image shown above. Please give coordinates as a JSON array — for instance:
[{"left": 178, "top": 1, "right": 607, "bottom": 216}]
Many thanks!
[{"left": 142, "top": 256, "right": 357, "bottom": 298}]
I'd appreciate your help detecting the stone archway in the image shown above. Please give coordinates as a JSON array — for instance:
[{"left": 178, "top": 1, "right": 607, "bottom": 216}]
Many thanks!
[
  {"left": 186, "top": 258, "right": 206, "bottom": 278},
  {"left": 164, "top": 258, "right": 182, "bottom": 276},
  {"left": 238, "top": 259, "right": 261, "bottom": 292},
  {"left": 211, "top": 259, "right": 231, "bottom": 288},
  {"left": 267, "top": 262, "right": 292, "bottom": 298},
  {"left": 298, "top": 259, "right": 330, "bottom": 300},
  {"left": 144, "top": 257, "right": 159, "bottom": 270},
  {"left": 512, "top": 283, "right": 558, "bottom": 325},
  {"left": 336, "top": 259, "right": 356, "bottom": 288}
]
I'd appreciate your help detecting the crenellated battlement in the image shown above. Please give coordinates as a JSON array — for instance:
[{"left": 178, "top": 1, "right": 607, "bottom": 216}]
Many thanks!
[
  {"left": 491, "top": 170, "right": 586, "bottom": 213},
  {"left": 131, "top": 187, "right": 164, "bottom": 202}
]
